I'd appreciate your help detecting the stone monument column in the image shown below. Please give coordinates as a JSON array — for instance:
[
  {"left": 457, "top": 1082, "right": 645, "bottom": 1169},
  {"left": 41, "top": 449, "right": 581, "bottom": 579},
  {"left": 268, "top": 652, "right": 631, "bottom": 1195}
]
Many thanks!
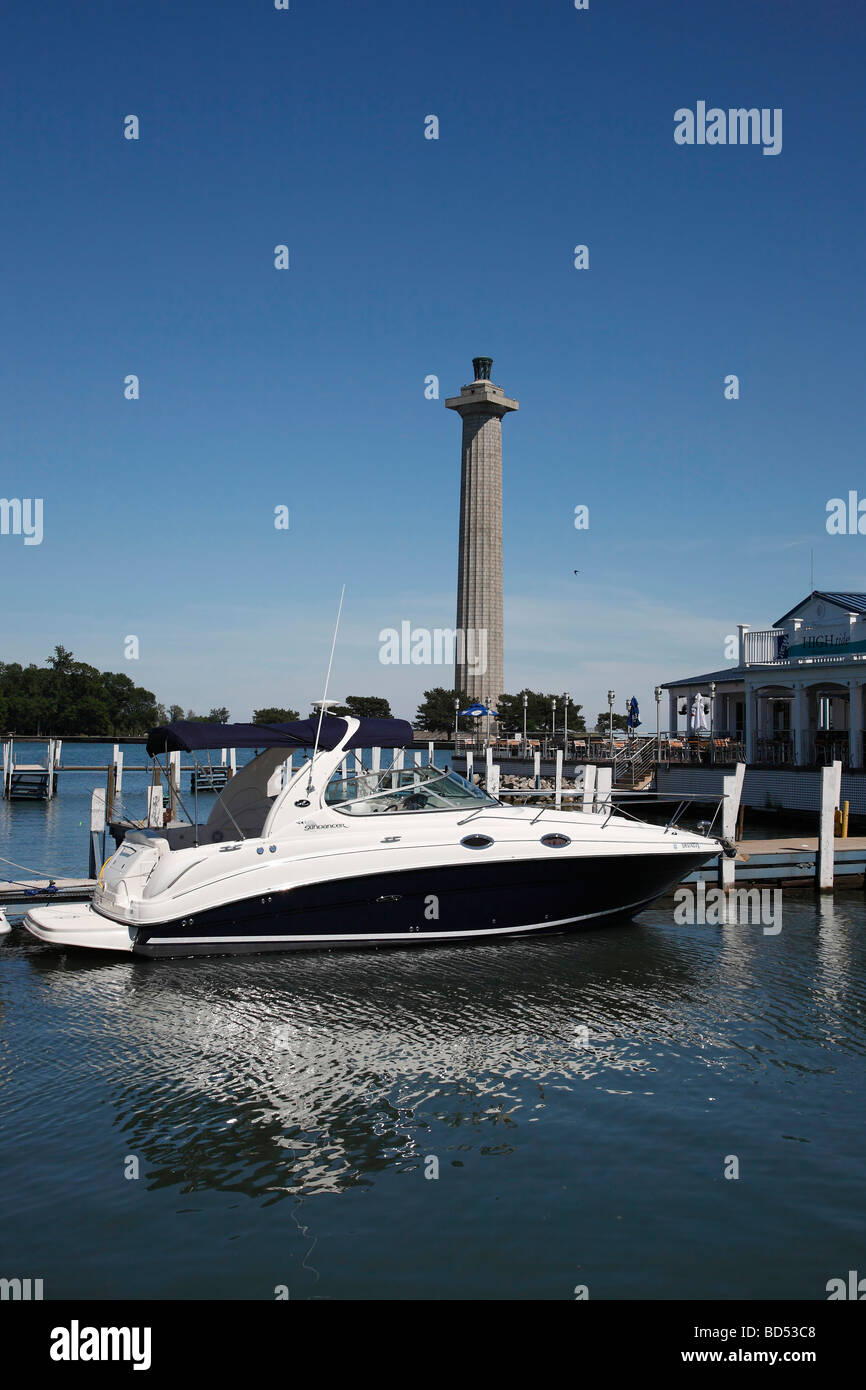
[{"left": 445, "top": 357, "right": 518, "bottom": 705}]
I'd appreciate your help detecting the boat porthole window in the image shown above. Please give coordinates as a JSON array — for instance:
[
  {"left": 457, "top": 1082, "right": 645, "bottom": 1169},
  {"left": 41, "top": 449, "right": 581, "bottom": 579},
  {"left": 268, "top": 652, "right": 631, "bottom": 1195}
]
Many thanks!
[
  {"left": 460, "top": 834, "right": 494, "bottom": 850},
  {"left": 540, "top": 833, "right": 571, "bottom": 849},
  {"left": 257, "top": 847, "right": 264, "bottom": 855},
  {"left": 269, "top": 845, "right": 276, "bottom": 853}
]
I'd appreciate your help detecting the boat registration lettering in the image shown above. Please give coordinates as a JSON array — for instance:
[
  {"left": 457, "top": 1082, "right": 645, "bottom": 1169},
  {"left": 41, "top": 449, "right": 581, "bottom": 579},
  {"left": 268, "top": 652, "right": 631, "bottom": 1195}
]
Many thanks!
[{"left": 301, "top": 821, "right": 348, "bottom": 831}]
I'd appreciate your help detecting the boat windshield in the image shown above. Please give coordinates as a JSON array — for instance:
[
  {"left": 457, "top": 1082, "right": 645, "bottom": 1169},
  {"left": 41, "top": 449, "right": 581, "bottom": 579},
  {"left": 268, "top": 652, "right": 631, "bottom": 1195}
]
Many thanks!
[{"left": 325, "top": 765, "right": 499, "bottom": 815}]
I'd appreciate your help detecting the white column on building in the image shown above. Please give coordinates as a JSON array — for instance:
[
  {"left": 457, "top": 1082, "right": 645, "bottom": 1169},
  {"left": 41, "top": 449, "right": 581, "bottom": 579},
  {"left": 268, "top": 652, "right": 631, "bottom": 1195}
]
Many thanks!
[
  {"left": 848, "top": 679, "right": 863, "bottom": 769},
  {"left": 668, "top": 691, "right": 678, "bottom": 734},
  {"left": 792, "top": 683, "right": 810, "bottom": 767},
  {"left": 744, "top": 684, "right": 758, "bottom": 764}
]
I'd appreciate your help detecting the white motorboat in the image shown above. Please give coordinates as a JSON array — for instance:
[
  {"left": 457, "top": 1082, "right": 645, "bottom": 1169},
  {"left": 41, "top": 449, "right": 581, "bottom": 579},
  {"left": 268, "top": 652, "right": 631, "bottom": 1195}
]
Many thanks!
[{"left": 24, "top": 715, "right": 721, "bottom": 957}]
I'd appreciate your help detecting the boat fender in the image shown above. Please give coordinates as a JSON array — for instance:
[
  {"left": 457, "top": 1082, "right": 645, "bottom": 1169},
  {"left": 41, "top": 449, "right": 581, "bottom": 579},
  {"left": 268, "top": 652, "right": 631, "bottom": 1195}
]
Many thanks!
[{"left": 721, "top": 838, "right": 737, "bottom": 859}]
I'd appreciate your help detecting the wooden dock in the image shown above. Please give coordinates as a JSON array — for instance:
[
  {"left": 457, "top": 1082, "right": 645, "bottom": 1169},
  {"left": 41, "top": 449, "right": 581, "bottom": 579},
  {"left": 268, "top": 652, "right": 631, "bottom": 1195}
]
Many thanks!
[
  {"left": 0, "top": 878, "right": 97, "bottom": 907},
  {"left": 680, "top": 835, "right": 866, "bottom": 886}
]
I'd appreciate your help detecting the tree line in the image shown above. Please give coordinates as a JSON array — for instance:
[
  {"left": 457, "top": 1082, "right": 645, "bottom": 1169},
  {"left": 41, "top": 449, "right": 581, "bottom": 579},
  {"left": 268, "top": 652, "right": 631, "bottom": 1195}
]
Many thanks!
[
  {"left": 0, "top": 650, "right": 618, "bottom": 739},
  {"left": 0, "top": 649, "right": 399, "bottom": 735}
]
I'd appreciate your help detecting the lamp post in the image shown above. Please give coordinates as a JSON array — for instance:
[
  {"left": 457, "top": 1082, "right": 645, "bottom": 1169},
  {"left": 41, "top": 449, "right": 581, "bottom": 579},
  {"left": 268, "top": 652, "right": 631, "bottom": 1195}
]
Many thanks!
[
  {"left": 485, "top": 697, "right": 491, "bottom": 750},
  {"left": 654, "top": 685, "right": 662, "bottom": 762},
  {"left": 551, "top": 697, "right": 557, "bottom": 759},
  {"left": 709, "top": 680, "right": 716, "bottom": 762},
  {"left": 607, "top": 689, "right": 616, "bottom": 760},
  {"left": 454, "top": 698, "right": 460, "bottom": 754},
  {"left": 563, "top": 692, "right": 570, "bottom": 757},
  {"left": 522, "top": 692, "right": 528, "bottom": 755}
]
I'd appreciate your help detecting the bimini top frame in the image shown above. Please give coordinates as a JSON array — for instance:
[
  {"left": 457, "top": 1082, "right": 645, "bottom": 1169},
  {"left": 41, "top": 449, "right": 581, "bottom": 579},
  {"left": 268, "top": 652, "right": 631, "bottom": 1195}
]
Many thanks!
[{"left": 146, "top": 715, "right": 416, "bottom": 757}]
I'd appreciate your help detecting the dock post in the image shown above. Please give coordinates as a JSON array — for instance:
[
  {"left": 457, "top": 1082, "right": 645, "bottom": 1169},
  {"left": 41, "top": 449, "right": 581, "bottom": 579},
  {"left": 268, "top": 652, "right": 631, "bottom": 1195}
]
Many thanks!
[
  {"left": 488, "top": 763, "right": 501, "bottom": 798},
  {"left": 53, "top": 739, "right": 62, "bottom": 794},
  {"left": 486, "top": 746, "right": 493, "bottom": 786},
  {"left": 45, "top": 739, "right": 55, "bottom": 799},
  {"left": 554, "top": 750, "right": 563, "bottom": 808},
  {"left": 817, "top": 760, "right": 842, "bottom": 892},
  {"left": 371, "top": 746, "right": 381, "bottom": 775},
  {"left": 466, "top": 750, "right": 474, "bottom": 782},
  {"left": 146, "top": 784, "right": 163, "bottom": 828},
  {"left": 392, "top": 747, "right": 404, "bottom": 789},
  {"left": 169, "top": 751, "right": 181, "bottom": 823},
  {"left": 89, "top": 787, "right": 107, "bottom": 878},
  {"left": 718, "top": 761, "right": 745, "bottom": 891},
  {"left": 2, "top": 739, "right": 10, "bottom": 798},
  {"left": 428, "top": 740, "right": 434, "bottom": 767},
  {"left": 229, "top": 748, "right": 237, "bottom": 778},
  {"left": 594, "top": 766, "right": 612, "bottom": 813},
  {"left": 533, "top": 751, "right": 541, "bottom": 789},
  {"left": 581, "top": 763, "right": 596, "bottom": 812}
]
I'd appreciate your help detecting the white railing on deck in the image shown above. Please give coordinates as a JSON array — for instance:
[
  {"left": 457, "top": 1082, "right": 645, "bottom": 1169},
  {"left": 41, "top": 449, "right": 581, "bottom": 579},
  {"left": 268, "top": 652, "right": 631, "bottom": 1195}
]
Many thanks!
[{"left": 744, "top": 629, "right": 784, "bottom": 664}]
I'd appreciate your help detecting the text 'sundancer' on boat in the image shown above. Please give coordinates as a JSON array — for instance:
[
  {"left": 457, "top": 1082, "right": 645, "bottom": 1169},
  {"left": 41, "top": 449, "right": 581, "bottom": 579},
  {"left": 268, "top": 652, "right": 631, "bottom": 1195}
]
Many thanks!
[{"left": 25, "top": 716, "right": 721, "bottom": 957}]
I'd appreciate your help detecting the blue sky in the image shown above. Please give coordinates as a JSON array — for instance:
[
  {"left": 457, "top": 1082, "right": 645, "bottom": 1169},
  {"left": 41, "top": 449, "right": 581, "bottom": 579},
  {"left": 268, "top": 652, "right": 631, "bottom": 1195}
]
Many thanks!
[{"left": 2, "top": 0, "right": 864, "bottom": 727}]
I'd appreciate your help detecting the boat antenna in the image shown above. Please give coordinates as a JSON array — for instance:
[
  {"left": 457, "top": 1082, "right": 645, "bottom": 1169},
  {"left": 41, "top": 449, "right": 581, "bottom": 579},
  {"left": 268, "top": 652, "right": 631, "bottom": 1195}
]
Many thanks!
[{"left": 307, "top": 583, "right": 346, "bottom": 792}]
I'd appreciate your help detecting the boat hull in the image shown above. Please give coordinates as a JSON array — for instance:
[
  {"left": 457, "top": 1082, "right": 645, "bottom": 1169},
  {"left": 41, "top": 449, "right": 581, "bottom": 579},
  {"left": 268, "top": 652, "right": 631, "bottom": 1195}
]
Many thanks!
[{"left": 130, "top": 850, "right": 713, "bottom": 957}]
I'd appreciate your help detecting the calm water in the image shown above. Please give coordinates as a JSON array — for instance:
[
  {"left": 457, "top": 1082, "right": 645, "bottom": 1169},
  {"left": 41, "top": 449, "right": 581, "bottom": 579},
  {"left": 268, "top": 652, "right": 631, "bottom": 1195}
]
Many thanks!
[{"left": 1, "top": 747, "right": 864, "bottom": 1299}]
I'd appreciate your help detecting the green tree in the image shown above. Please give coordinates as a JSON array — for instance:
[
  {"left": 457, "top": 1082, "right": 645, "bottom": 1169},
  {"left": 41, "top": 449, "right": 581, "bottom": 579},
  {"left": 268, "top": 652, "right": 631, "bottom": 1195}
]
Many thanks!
[
  {"left": 168, "top": 704, "right": 184, "bottom": 722},
  {"left": 208, "top": 707, "right": 230, "bottom": 723},
  {"left": 344, "top": 695, "right": 393, "bottom": 719},
  {"left": 496, "top": 690, "right": 586, "bottom": 734},
  {"left": 253, "top": 707, "right": 301, "bottom": 725},
  {"left": 595, "top": 711, "right": 629, "bottom": 733},
  {"left": 414, "top": 688, "right": 468, "bottom": 734}
]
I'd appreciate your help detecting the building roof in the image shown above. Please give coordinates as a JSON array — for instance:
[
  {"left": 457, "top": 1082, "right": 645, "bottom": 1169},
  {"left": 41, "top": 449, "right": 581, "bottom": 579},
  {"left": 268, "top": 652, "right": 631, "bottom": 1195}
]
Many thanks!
[
  {"left": 661, "top": 668, "right": 745, "bottom": 691},
  {"left": 774, "top": 590, "right": 866, "bottom": 624}
]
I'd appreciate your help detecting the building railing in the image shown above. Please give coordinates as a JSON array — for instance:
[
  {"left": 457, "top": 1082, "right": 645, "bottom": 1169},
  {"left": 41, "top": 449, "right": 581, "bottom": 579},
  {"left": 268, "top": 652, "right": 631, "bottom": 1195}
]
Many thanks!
[{"left": 744, "top": 625, "right": 866, "bottom": 667}]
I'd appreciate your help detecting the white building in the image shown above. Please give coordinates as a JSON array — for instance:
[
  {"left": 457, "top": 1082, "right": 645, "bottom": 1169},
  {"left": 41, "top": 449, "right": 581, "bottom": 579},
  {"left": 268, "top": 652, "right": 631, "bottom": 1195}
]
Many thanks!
[{"left": 663, "top": 591, "right": 866, "bottom": 768}]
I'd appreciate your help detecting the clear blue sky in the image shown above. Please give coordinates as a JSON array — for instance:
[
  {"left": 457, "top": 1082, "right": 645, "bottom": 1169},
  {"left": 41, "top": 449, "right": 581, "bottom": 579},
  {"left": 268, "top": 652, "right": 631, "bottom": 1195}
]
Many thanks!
[{"left": 2, "top": 0, "right": 864, "bottom": 727}]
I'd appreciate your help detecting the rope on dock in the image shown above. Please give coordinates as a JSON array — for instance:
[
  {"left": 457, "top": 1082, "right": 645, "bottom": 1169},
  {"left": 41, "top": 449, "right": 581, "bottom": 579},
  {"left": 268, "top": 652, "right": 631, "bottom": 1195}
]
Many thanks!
[
  {"left": 0, "top": 853, "right": 66, "bottom": 877},
  {"left": 0, "top": 854, "right": 65, "bottom": 891}
]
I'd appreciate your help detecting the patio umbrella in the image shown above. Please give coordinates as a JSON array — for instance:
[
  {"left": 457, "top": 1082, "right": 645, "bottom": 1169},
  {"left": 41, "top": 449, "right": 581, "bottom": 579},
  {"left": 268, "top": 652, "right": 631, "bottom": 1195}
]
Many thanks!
[
  {"left": 627, "top": 696, "right": 641, "bottom": 730},
  {"left": 458, "top": 703, "right": 498, "bottom": 718},
  {"left": 690, "top": 692, "right": 709, "bottom": 732}
]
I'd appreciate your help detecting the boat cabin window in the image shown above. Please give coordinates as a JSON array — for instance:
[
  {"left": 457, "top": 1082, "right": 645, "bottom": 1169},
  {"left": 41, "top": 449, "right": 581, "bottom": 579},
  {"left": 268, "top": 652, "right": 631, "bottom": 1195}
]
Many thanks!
[{"left": 325, "top": 765, "right": 498, "bottom": 815}]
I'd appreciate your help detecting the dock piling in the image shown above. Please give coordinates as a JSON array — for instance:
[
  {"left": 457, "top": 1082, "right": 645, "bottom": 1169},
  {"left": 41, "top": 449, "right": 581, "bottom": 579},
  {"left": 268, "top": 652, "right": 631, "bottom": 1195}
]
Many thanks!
[
  {"left": 594, "top": 766, "right": 612, "bottom": 812},
  {"left": 89, "top": 788, "right": 106, "bottom": 878},
  {"left": 817, "top": 760, "right": 842, "bottom": 891},
  {"left": 718, "top": 761, "right": 745, "bottom": 891}
]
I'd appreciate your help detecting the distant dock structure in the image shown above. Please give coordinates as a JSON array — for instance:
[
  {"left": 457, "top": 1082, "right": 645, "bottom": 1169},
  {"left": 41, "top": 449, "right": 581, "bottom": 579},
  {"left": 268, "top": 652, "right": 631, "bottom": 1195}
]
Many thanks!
[{"left": 1, "top": 739, "right": 61, "bottom": 799}]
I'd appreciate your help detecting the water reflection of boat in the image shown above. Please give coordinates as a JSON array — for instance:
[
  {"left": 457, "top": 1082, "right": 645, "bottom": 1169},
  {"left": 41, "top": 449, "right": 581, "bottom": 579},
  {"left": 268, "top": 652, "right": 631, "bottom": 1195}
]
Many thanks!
[
  {"left": 25, "top": 715, "right": 719, "bottom": 958},
  {"left": 23, "top": 925, "right": 721, "bottom": 1199}
]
